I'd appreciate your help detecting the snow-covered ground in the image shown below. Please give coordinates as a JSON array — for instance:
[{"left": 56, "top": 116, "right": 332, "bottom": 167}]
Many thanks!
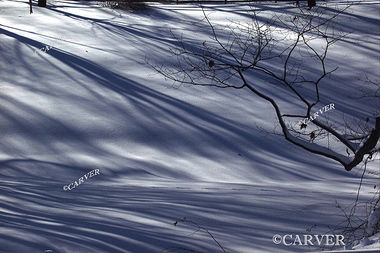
[{"left": 0, "top": 0, "right": 379, "bottom": 252}]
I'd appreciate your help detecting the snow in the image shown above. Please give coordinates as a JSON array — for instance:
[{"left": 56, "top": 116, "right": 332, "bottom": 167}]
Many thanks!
[
  {"left": 366, "top": 208, "right": 380, "bottom": 236},
  {"left": 353, "top": 232, "right": 380, "bottom": 251},
  {"left": 0, "top": 0, "right": 379, "bottom": 252}
]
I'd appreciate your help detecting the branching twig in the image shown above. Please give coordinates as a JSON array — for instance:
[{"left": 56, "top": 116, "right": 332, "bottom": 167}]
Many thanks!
[{"left": 151, "top": 3, "right": 379, "bottom": 172}]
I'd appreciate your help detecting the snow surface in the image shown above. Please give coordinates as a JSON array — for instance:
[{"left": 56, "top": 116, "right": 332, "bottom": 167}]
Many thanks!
[
  {"left": 353, "top": 232, "right": 380, "bottom": 250},
  {"left": 0, "top": 0, "right": 379, "bottom": 252},
  {"left": 366, "top": 208, "right": 380, "bottom": 236}
]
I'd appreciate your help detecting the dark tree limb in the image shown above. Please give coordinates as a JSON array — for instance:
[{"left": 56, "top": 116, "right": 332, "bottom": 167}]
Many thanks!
[
  {"left": 153, "top": 3, "right": 379, "bottom": 171},
  {"left": 345, "top": 118, "right": 380, "bottom": 171}
]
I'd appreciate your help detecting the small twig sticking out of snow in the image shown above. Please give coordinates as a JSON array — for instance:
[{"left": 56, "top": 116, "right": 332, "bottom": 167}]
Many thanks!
[{"left": 169, "top": 217, "right": 227, "bottom": 253}]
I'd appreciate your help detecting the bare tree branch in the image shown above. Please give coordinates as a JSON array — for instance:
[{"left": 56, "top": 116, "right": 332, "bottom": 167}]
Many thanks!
[{"left": 152, "top": 3, "right": 379, "bottom": 171}]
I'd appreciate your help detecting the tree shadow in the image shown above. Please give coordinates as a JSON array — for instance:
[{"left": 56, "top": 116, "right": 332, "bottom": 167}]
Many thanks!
[
  {"left": 0, "top": 2, "right": 377, "bottom": 251},
  {"left": 1, "top": 166, "right": 371, "bottom": 253}
]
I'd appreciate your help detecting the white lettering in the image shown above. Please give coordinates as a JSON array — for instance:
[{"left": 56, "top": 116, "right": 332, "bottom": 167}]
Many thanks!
[
  {"left": 293, "top": 235, "right": 303, "bottom": 245},
  {"left": 295, "top": 103, "right": 335, "bottom": 125},
  {"left": 325, "top": 234, "right": 334, "bottom": 246},
  {"left": 283, "top": 234, "right": 293, "bottom": 246},
  {"left": 315, "top": 235, "right": 325, "bottom": 245},
  {"left": 304, "top": 234, "right": 313, "bottom": 245},
  {"left": 63, "top": 168, "right": 100, "bottom": 191},
  {"left": 336, "top": 235, "right": 345, "bottom": 246}
]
